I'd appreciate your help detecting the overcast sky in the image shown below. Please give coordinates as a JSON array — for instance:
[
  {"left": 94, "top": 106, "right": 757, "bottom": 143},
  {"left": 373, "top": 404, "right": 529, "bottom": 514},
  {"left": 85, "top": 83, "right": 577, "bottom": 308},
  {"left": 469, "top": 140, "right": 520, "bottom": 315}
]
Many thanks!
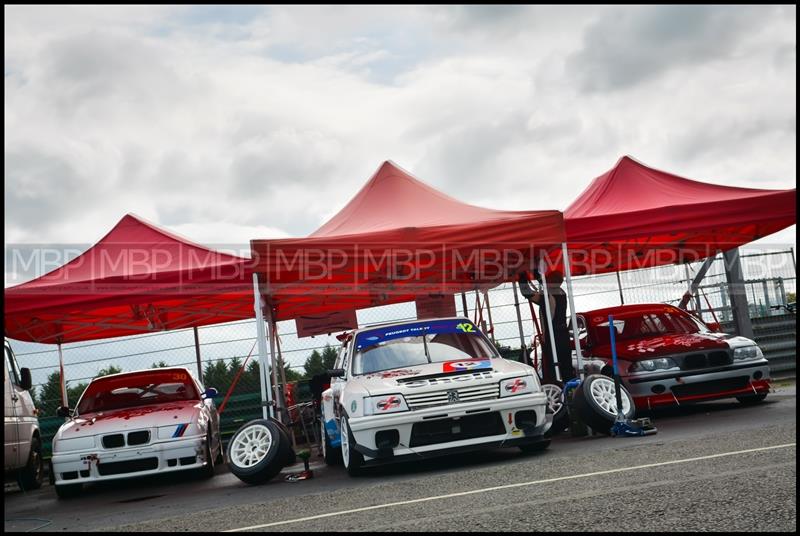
[{"left": 4, "top": 5, "right": 797, "bottom": 281}]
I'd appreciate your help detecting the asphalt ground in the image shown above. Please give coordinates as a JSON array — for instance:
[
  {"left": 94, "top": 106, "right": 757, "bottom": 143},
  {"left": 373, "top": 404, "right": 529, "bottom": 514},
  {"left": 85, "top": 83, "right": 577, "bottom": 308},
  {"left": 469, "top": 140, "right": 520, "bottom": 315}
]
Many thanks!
[{"left": 4, "top": 381, "right": 796, "bottom": 532}]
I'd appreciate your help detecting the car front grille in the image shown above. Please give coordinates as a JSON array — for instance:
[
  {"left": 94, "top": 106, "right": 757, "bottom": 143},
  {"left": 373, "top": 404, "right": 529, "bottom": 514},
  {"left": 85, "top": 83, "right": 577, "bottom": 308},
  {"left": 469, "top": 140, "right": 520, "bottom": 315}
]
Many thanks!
[
  {"left": 678, "top": 349, "right": 732, "bottom": 371},
  {"left": 404, "top": 384, "right": 499, "bottom": 410},
  {"left": 102, "top": 434, "right": 125, "bottom": 449},
  {"left": 127, "top": 430, "right": 151, "bottom": 446},
  {"left": 102, "top": 430, "right": 151, "bottom": 448}
]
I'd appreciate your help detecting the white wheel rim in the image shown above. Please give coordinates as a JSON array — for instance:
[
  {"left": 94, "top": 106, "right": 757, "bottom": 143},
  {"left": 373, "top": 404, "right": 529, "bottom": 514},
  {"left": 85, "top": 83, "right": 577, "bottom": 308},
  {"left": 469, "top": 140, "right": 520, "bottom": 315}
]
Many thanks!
[
  {"left": 589, "top": 377, "right": 631, "bottom": 416},
  {"left": 542, "top": 384, "right": 563, "bottom": 414},
  {"left": 340, "top": 418, "right": 350, "bottom": 468},
  {"left": 230, "top": 424, "right": 272, "bottom": 468}
]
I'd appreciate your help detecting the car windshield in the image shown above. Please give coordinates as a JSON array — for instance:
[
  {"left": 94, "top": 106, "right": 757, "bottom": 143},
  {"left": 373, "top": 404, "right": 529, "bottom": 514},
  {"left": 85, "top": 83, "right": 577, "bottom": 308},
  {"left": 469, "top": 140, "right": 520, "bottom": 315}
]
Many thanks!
[
  {"left": 76, "top": 370, "right": 199, "bottom": 414},
  {"left": 589, "top": 308, "right": 709, "bottom": 346},
  {"left": 352, "top": 319, "right": 497, "bottom": 375}
]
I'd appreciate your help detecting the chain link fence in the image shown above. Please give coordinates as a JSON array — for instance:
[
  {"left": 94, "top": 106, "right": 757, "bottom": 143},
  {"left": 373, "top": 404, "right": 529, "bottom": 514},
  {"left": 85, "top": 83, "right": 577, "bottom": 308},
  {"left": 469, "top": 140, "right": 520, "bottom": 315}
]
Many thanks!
[{"left": 10, "top": 247, "right": 795, "bottom": 458}]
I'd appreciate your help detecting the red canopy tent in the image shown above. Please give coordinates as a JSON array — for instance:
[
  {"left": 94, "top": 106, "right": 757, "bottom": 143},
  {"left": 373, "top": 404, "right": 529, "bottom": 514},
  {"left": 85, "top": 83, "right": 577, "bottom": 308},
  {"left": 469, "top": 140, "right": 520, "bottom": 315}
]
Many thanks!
[
  {"left": 4, "top": 214, "right": 255, "bottom": 344},
  {"left": 564, "top": 156, "right": 797, "bottom": 275},
  {"left": 251, "top": 161, "right": 566, "bottom": 321}
]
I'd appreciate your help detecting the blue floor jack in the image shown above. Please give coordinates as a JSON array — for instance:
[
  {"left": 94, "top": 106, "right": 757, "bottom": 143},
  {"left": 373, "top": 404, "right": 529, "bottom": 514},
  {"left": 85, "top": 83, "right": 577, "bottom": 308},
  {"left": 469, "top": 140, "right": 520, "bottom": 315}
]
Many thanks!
[{"left": 608, "top": 315, "right": 658, "bottom": 437}]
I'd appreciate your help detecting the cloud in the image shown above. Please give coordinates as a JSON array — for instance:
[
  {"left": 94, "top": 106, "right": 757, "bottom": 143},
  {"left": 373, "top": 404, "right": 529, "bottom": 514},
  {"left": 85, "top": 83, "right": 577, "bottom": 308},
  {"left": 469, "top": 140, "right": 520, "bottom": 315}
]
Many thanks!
[{"left": 566, "top": 5, "right": 783, "bottom": 92}]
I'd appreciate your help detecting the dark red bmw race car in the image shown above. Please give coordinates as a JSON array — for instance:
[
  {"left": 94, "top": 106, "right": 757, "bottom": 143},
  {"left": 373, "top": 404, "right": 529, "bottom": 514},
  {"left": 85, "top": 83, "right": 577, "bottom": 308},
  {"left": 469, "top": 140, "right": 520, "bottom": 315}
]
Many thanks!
[{"left": 574, "top": 303, "right": 771, "bottom": 411}]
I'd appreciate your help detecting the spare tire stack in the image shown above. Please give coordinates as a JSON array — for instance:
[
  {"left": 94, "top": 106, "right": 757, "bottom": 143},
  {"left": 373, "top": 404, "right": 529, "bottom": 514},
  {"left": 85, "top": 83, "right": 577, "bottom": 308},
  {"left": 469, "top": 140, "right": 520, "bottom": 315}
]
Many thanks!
[{"left": 227, "top": 418, "right": 295, "bottom": 485}]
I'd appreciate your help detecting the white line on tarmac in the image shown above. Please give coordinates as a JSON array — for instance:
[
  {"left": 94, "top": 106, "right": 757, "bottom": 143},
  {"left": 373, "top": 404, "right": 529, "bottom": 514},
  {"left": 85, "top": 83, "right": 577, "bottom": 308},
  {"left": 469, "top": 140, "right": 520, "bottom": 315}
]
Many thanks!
[{"left": 225, "top": 442, "right": 796, "bottom": 532}]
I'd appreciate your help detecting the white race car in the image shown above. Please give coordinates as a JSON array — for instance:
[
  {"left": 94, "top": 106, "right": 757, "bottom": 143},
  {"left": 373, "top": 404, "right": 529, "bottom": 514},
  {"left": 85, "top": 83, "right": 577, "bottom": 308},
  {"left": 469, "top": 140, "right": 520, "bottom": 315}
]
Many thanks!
[
  {"left": 319, "top": 317, "right": 551, "bottom": 475},
  {"left": 51, "top": 367, "right": 222, "bottom": 498}
]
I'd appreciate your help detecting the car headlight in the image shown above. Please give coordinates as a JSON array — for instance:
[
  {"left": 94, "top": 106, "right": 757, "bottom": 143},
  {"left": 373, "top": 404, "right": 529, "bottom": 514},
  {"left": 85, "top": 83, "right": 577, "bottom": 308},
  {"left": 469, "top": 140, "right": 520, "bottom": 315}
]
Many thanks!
[
  {"left": 363, "top": 394, "right": 409, "bottom": 416},
  {"left": 500, "top": 376, "right": 535, "bottom": 397},
  {"left": 629, "top": 357, "right": 678, "bottom": 374},
  {"left": 734, "top": 345, "right": 763, "bottom": 360},
  {"left": 54, "top": 436, "right": 96, "bottom": 452}
]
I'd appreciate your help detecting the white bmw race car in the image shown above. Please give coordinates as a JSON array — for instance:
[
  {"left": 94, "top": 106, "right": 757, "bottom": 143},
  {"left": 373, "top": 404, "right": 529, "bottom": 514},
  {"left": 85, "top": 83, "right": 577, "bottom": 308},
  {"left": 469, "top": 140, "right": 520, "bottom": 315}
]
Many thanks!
[
  {"left": 50, "top": 367, "right": 222, "bottom": 498},
  {"left": 319, "top": 317, "right": 552, "bottom": 475}
]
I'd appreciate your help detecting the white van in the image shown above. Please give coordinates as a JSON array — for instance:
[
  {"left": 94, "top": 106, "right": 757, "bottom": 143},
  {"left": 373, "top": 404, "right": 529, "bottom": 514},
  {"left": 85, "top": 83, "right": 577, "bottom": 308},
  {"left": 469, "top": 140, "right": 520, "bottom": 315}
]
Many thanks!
[{"left": 4, "top": 338, "right": 43, "bottom": 490}]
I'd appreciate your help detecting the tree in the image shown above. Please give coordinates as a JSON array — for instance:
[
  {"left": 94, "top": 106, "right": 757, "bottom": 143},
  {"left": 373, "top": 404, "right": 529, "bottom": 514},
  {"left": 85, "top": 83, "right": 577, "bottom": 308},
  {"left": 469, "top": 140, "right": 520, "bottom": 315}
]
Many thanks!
[
  {"left": 150, "top": 361, "right": 169, "bottom": 368},
  {"left": 96, "top": 365, "right": 122, "bottom": 377},
  {"left": 202, "top": 359, "right": 232, "bottom": 396},
  {"left": 303, "top": 344, "right": 338, "bottom": 378}
]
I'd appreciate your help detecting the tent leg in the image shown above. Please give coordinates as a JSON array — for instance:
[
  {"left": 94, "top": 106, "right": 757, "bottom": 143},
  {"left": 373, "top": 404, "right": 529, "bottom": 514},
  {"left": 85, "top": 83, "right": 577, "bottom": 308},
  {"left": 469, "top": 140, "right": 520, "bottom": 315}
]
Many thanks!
[
  {"left": 57, "top": 343, "right": 68, "bottom": 409},
  {"left": 511, "top": 282, "right": 529, "bottom": 365},
  {"left": 252, "top": 273, "right": 274, "bottom": 420},
  {"left": 615, "top": 270, "right": 625, "bottom": 305},
  {"left": 538, "top": 251, "right": 561, "bottom": 383},
  {"left": 193, "top": 326, "right": 203, "bottom": 383},
  {"left": 562, "top": 242, "right": 584, "bottom": 380},
  {"left": 461, "top": 292, "right": 469, "bottom": 317},
  {"left": 266, "top": 310, "right": 284, "bottom": 424},
  {"left": 274, "top": 321, "right": 291, "bottom": 432}
]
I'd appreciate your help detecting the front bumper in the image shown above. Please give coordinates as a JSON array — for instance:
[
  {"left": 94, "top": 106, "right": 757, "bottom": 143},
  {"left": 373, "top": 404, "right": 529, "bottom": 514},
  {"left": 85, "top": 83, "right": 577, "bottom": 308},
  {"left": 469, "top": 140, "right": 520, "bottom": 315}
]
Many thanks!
[
  {"left": 624, "top": 359, "right": 771, "bottom": 410},
  {"left": 348, "top": 392, "right": 549, "bottom": 466},
  {"left": 51, "top": 435, "right": 210, "bottom": 486}
]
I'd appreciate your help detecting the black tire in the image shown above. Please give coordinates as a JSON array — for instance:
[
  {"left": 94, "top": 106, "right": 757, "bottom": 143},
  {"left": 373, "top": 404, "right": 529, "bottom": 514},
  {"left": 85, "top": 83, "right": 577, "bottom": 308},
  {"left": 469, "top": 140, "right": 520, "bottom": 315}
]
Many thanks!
[
  {"left": 199, "top": 432, "right": 216, "bottom": 479},
  {"left": 55, "top": 483, "right": 82, "bottom": 499},
  {"left": 541, "top": 384, "right": 569, "bottom": 437},
  {"left": 269, "top": 417, "right": 296, "bottom": 466},
  {"left": 519, "top": 439, "right": 551, "bottom": 454},
  {"left": 17, "top": 436, "right": 44, "bottom": 491},
  {"left": 226, "top": 419, "right": 286, "bottom": 485},
  {"left": 573, "top": 374, "right": 635, "bottom": 435},
  {"left": 321, "top": 418, "right": 342, "bottom": 466},
  {"left": 736, "top": 393, "right": 768, "bottom": 405},
  {"left": 340, "top": 415, "right": 364, "bottom": 477}
]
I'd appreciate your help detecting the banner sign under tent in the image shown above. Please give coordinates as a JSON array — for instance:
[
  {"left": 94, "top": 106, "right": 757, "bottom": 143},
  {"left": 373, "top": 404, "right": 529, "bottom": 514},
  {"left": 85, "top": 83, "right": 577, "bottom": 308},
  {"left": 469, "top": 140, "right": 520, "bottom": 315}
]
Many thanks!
[
  {"left": 415, "top": 294, "right": 458, "bottom": 320},
  {"left": 295, "top": 309, "right": 359, "bottom": 338}
]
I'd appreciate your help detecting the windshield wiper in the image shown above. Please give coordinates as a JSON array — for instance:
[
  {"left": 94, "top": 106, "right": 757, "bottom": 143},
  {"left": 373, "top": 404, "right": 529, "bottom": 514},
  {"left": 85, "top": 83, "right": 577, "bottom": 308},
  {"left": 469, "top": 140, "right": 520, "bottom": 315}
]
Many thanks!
[{"left": 421, "top": 332, "right": 431, "bottom": 364}]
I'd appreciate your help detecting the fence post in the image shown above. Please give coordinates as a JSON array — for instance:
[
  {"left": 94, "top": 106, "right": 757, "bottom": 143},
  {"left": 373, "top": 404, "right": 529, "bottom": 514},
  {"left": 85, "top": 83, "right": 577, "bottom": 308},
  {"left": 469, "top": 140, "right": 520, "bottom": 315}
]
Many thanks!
[
  {"left": 776, "top": 277, "right": 787, "bottom": 308},
  {"left": 723, "top": 248, "right": 755, "bottom": 339},
  {"left": 193, "top": 326, "right": 203, "bottom": 383},
  {"left": 762, "top": 279, "right": 771, "bottom": 314},
  {"left": 615, "top": 270, "right": 624, "bottom": 305}
]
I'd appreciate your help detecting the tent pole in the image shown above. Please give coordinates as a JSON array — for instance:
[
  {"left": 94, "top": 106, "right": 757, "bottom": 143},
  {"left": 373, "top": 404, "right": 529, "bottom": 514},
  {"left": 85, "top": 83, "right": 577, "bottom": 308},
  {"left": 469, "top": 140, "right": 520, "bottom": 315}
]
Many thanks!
[
  {"left": 57, "top": 343, "right": 68, "bottom": 409},
  {"left": 511, "top": 282, "right": 529, "bottom": 365},
  {"left": 615, "top": 270, "right": 625, "bottom": 305},
  {"left": 538, "top": 250, "right": 561, "bottom": 383},
  {"left": 274, "top": 320, "right": 290, "bottom": 427},
  {"left": 461, "top": 292, "right": 469, "bottom": 317},
  {"left": 266, "top": 309, "right": 283, "bottom": 424},
  {"left": 252, "top": 273, "right": 274, "bottom": 420},
  {"left": 562, "top": 242, "right": 583, "bottom": 380},
  {"left": 193, "top": 326, "right": 203, "bottom": 383}
]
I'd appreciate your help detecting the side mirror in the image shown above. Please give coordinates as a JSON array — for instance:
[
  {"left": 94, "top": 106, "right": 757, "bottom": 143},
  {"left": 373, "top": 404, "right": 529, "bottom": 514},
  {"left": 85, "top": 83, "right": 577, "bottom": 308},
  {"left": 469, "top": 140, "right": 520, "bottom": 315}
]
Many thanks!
[
  {"left": 202, "top": 387, "right": 218, "bottom": 399},
  {"left": 327, "top": 368, "right": 345, "bottom": 378},
  {"left": 706, "top": 322, "right": 722, "bottom": 333},
  {"left": 57, "top": 406, "right": 71, "bottom": 418},
  {"left": 20, "top": 367, "right": 32, "bottom": 391}
]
